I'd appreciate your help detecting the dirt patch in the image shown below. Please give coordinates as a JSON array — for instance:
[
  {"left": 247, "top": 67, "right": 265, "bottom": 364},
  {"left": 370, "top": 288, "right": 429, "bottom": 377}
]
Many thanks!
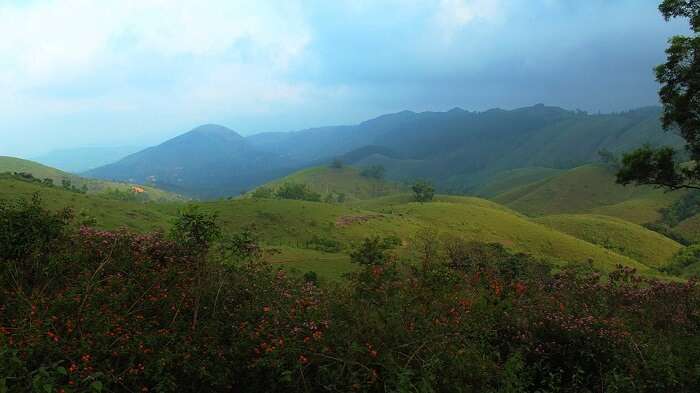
[{"left": 335, "top": 214, "right": 383, "bottom": 228}]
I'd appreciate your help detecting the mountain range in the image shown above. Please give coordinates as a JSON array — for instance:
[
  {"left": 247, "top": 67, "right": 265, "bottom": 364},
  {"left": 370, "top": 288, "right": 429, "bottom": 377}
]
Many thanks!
[{"left": 85, "top": 104, "right": 682, "bottom": 198}]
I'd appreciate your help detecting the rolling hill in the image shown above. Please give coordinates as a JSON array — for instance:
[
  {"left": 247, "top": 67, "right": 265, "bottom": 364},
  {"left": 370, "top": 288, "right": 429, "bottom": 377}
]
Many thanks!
[
  {"left": 491, "top": 164, "right": 682, "bottom": 223},
  {"left": 2, "top": 175, "right": 678, "bottom": 280},
  {"left": 250, "top": 166, "right": 406, "bottom": 201},
  {"left": 0, "top": 156, "right": 185, "bottom": 202}
]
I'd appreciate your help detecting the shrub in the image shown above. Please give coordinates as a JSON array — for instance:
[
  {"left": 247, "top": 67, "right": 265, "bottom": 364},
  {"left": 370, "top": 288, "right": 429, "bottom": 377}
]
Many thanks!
[
  {"left": 412, "top": 180, "right": 435, "bottom": 202},
  {"left": 275, "top": 182, "right": 321, "bottom": 202}
]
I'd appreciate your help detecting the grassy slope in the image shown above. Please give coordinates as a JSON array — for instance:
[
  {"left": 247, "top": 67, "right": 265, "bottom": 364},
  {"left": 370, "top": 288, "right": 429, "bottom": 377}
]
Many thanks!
[
  {"left": 534, "top": 214, "right": 681, "bottom": 268},
  {"left": 1, "top": 177, "right": 669, "bottom": 279},
  {"left": 492, "top": 164, "right": 680, "bottom": 223},
  {"left": 0, "top": 156, "right": 185, "bottom": 202},
  {"left": 470, "top": 167, "right": 563, "bottom": 198},
  {"left": 253, "top": 166, "right": 406, "bottom": 200}
]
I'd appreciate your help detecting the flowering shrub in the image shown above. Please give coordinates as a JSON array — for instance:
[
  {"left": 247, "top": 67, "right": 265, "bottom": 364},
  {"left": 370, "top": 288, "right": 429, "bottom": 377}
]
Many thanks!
[{"left": 1, "top": 198, "right": 699, "bottom": 392}]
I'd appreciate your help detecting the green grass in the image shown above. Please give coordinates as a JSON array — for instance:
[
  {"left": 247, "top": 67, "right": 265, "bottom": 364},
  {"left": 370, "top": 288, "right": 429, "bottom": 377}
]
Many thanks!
[
  {"left": 0, "top": 176, "right": 676, "bottom": 279},
  {"left": 492, "top": 164, "right": 681, "bottom": 223},
  {"left": 0, "top": 156, "right": 186, "bottom": 202},
  {"left": 534, "top": 214, "right": 682, "bottom": 268},
  {"left": 252, "top": 166, "right": 406, "bottom": 201},
  {"left": 470, "top": 167, "right": 563, "bottom": 197}
]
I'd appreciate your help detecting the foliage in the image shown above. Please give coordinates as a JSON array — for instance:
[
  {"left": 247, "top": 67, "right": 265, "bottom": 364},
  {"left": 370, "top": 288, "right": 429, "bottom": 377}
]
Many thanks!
[
  {"left": 219, "top": 226, "right": 263, "bottom": 263},
  {"left": 360, "top": 165, "right": 385, "bottom": 180},
  {"left": 617, "top": 1, "right": 700, "bottom": 190},
  {"left": 1, "top": 197, "right": 700, "bottom": 392},
  {"left": 170, "top": 205, "right": 221, "bottom": 254},
  {"left": 663, "top": 243, "right": 700, "bottom": 276},
  {"left": 411, "top": 180, "right": 435, "bottom": 202},
  {"left": 349, "top": 236, "right": 398, "bottom": 266},
  {"left": 304, "top": 235, "right": 343, "bottom": 253},
  {"left": 251, "top": 186, "right": 275, "bottom": 199},
  {"left": 598, "top": 148, "right": 620, "bottom": 168},
  {"left": 275, "top": 182, "right": 321, "bottom": 202}
]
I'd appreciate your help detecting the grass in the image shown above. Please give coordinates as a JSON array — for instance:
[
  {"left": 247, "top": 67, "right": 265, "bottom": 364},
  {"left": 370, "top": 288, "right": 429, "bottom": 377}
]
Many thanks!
[
  {"left": 0, "top": 176, "right": 677, "bottom": 280},
  {"left": 252, "top": 166, "right": 406, "bottom": 201},
  {"left": 0, "top": 156, "right": 186, "bottom": 202},
  {"left": 534, "top": 214, "right": 682, "bottom": 268},
  {"left": 492, "top": 164, "right": 681, "bottom": 222},
  {"left": 470, "top": 167, "right": 563, "bottom": 197}
]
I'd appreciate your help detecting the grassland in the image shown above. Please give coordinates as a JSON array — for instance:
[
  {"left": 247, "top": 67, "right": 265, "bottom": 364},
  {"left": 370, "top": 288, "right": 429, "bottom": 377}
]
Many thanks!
[
  {"left": 0, "top": 156, "right": 186, "bottom": 202},
  {"left": 534, "top": 214, "right": 681, "bottom": 268},
  {"left": 252, "top": 166, "right": 406, "bottom": 200},
  {"left": 1, "top": 174, "right": 681, "bottom": 280},
  {"left": 492, "top": 164, "right": 681, "bottom": 223}
]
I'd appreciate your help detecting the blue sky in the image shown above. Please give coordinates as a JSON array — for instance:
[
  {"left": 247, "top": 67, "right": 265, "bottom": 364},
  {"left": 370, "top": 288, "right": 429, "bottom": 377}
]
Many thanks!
[{"left": 0, "top": 0, "right": 690, "bottom": 157}]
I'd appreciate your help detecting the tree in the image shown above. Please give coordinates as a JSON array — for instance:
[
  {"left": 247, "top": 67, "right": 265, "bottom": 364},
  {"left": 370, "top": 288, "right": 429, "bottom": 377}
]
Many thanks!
[
  {"left": 412, "top": 180, "right": 435, "bottom": 202},
  {"left": 617, "top": 1, "right": 700, "bottom": 190},
  {"left": 349, "top": 236, "right": 397, "bottom": 266},
  {"left": 275, "top": 182, "right": 321, "bottom": 202},
  {"left": 219, "top": 226, "right": 262, "bottom": 264},
  {"left": 360, "top": 165, "right": 385, "bottom": 180},
  {"left": 598, "top": 148, "right": 620, "bottom": 169},
  {"left": 251, "top": 186, "right": 275, "bottom": 199},
  {"left": 330, "top": 158, "right": 344, "bottom": 169}
]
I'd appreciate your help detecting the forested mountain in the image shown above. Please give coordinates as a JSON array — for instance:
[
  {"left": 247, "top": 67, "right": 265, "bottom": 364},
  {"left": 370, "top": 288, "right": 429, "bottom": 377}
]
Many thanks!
[
  {"left": 87, "top": 105, "right": 682, "bottom": 198},
  {"left": 85, "top": 124, "right": 299, "bottom": 198}
]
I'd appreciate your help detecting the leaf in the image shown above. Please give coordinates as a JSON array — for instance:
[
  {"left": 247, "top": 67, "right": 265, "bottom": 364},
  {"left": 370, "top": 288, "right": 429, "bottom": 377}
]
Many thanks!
[{"left": 90, "top": 381, "right": 103, "bottom": 392}]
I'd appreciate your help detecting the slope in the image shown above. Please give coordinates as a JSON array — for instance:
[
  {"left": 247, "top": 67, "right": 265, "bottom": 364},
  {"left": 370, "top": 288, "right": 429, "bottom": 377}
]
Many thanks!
[
  {"left": 492, "top": 164, "right": 680, "bottom": 223},
  {"left": 0, "top": 156, "right": 186, "bottom": 202},
  {"left": 252, "top": 166, "right": 406, "bottom": 201},
  {"left": 534, "top": 214, "right": 682, "bottom": 268}
]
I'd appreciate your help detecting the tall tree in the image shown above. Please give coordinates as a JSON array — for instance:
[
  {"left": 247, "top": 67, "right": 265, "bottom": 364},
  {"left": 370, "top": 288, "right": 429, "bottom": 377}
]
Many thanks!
[{"left": 617, "top": 1, "right": 700, "bottom": 190}]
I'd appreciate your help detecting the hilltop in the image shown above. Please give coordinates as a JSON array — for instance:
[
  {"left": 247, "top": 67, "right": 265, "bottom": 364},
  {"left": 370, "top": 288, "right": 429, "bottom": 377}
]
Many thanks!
[{"left": 250, "top": 166, "right": 406, "bottom": 201}]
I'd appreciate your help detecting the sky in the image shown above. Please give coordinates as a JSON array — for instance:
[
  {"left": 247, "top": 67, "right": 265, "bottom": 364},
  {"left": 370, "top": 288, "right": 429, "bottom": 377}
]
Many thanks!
[{"left": 0, "top": 0, "right": 691, "bottom": 157}]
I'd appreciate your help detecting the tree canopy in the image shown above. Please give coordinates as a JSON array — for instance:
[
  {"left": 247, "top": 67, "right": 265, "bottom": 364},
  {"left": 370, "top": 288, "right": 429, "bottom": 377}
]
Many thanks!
[{"left": 617, "top": 0, "right": 700, "bottom": 190}]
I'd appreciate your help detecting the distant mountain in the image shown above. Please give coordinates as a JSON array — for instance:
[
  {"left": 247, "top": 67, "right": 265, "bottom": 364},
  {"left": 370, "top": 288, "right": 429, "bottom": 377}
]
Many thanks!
[
  {"left": 33, "top": 146, "right": 142, "bottom": 173},
  {"left": 85, "top": 124, "right": 297, "bottom": 198},
  {"left": 86, "top": 105, "right": 682, "bottom": 199}
]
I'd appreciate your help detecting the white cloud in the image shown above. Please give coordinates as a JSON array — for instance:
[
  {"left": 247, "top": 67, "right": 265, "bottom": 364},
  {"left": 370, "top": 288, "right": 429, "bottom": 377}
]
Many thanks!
[
  {"left": 0, "top": 0, "right": 311, "bottom": 111},
  {"left": 433, "top": 0, "right": 505, "bottom": 41}
]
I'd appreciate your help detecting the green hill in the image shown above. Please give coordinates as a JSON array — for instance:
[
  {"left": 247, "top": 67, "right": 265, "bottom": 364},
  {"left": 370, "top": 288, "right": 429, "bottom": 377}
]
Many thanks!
[
  {"left": 492, "top": 164, "right": 681, "bottom": 223},
  {"left": 0, "top": 176, "right": 674, "bottom": 279},
  {"left": 251, "top": 166, "right": 406, "bottom": 201},
  {"left": 534, "top": 214, "right": 682, "bottom": 268},
  {"left": 0, "top": 156, "right": 186, "bottom": 202}
]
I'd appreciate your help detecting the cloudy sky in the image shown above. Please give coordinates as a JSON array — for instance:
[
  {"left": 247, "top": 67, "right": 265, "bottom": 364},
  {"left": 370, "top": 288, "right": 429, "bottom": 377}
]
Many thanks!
[{"left": 0, "top": 0, "right": 690, "bottom": 157}]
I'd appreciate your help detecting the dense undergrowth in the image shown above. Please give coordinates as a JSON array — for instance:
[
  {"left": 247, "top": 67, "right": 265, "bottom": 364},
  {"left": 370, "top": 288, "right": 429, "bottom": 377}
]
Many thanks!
[{"left": 1, "top": 195, "right": 699, "bottom": 392}]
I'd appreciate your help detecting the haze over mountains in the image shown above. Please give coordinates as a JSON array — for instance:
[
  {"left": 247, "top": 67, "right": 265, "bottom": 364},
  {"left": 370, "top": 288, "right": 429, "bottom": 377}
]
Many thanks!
[{"left": 85, "top": 104, "right": 681, "bottom": 199}]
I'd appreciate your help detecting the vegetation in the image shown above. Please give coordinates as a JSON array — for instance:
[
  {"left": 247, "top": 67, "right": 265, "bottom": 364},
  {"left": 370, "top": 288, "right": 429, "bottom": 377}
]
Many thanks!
[
  {"left": 274, "top": 182, "right": 322, "bottom": 202},
  {"left": 1, "top": 197, "right": 699, "bottom": 392},
  {"left": 360, "top": 165, "right": 385, "bottom": 180},
  {"left": 411, "top": 181, "right": 435, "bottom": 202},
  {"left": 617, "top": 1, "right": 700, "bottom": 190}
]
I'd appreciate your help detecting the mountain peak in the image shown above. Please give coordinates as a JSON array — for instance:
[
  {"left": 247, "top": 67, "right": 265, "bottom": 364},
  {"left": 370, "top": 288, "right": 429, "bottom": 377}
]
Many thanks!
[{"left": 187, "top": 124, "right": 241, "bottom": 138}]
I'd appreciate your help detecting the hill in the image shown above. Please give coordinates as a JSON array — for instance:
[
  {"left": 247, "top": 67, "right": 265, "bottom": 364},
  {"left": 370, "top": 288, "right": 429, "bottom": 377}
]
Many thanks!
[
  {"left": 251, "top": 166, "right": 406, "bottom": 201},
  {"left": 0, "top": 176, "right": 676, "bottom": 280},
  {"left": 85, "top": 105, "right": 680, "bottom": 199},
  {"left": 534, "top": 214, "right": 682, "bottom": 268},
  {"left": 492, "top": 164, "right": 681, "bottom": 223},
  {"left": 0, "top": 156, "right": 185, "bottom": 202},
  {"left": 86, "top": 124, "right": 298, "bottom": 198}
]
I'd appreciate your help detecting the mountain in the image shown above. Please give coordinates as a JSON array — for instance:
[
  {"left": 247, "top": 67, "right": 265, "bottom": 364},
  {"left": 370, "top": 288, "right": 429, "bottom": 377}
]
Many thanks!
[
  {"left": 86, "top": 105, "right": 682, "bottom": 199},
  {"left": 85, "top": 124, "right": 297, "bottom": 198},
  {"left": 32, "top": 146, "right": 142, "bottom": 173}
]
